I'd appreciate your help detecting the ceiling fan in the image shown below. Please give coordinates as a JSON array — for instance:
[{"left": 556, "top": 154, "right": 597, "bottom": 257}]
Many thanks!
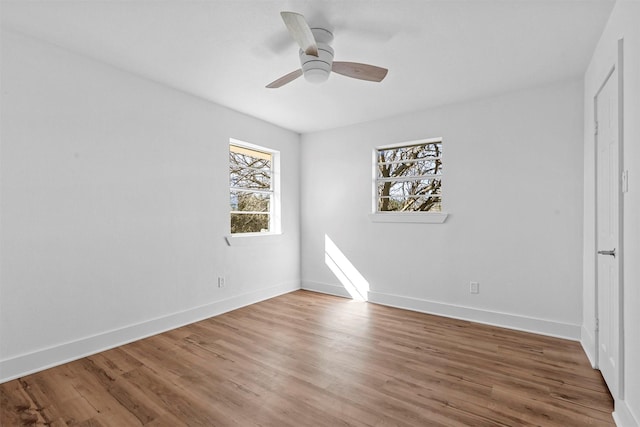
[{"left": 266, "top": 12, "right": 389, "bottom": 88}]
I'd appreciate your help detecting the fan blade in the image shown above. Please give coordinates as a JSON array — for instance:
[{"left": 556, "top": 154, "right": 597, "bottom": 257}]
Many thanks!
[
  {"left": 332, "top": 62, "right": 388, "bottom": 82},
  {"left": 266, "top": 69, "right": 303, "bottom": 88},
  {"left": 280, "top": 11, "right": 318, "bottom": 57}
]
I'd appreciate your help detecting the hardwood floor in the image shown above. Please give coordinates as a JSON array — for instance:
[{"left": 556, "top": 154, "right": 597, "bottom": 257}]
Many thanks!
[{"left": 1, "top": 290, "right": 614, "bottom": 426}]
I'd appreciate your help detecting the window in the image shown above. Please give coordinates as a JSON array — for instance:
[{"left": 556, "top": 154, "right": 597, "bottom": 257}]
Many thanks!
[
  {"left": 229, "top": 140, "right": 279, "bottom": 234},
  {"left": 375, "top": 138, "right": 443, "bottom": 213}
]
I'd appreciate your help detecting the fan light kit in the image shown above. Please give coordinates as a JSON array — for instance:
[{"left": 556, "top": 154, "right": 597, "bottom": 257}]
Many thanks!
[{"left": 267, "top": 12, "right": 389, "bottom": 88}]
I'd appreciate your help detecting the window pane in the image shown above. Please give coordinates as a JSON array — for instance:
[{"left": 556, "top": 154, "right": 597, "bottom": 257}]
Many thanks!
[
  {"left": 378, "top": 196, "right": 442, "bottom": 212},
  {"left": 230, "top": 144, "right": 272, "bottom": 166},
  {"left": 229, "top": 144, "right": 272, "bottom": 192},
  {"left": 377, "top": 158, "right": 442, "bottom": 178},
  {"left": 229, "top": 153, "right": 271, "bottom": 171},
  {"left": 377, "top": 179, "right": 442, "bottom": 198},
  {"left": 378, "top": 142, "right": 441, "bottom": 162},
  {"left": 377, "top": 179, "right": 442, "bottom": 212},
  {"left": 230, "top": 162, "right": 271, "bottom": 190},
  {"left": 230, "top": 213, "right": 270, "bottom": 234},
  {"left": 230, "top": 169, "right": 271, "bottom": 189},
  {"left": 230, "top": 190, "right": 270, "bottom": 212}
]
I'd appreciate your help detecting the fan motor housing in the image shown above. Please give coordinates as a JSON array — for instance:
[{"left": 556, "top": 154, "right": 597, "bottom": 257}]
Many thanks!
[{"left": 300, "top": 28, "right": 334, "bottom": 83}]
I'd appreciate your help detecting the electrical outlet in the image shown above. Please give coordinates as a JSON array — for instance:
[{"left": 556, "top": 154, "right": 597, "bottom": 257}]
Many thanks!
[
  {"left": 217, "top": 276, "right": 225, "bottom": 288},
  {"left": 470, "top": 281, "right": 479, "bottom": 294}
]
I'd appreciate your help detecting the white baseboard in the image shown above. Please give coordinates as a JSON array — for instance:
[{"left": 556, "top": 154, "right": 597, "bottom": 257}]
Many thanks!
[
  {"left": 302, "top": 281, "right": 581, "bottom": 340},
  {"left": 0, "top": 281, "right": 300, "bottom": 384},
  {"left": 302, "top": 281, "right": 352, "bottom": 299},
  {"left": 614, "top": 399, "right": 640, "bottom": 427},
  {"left": 368, "top": 291, "right": 581, "bottom": 340},
  {"left": 581, "top": 324, "right": 598, "bottom": 368}
]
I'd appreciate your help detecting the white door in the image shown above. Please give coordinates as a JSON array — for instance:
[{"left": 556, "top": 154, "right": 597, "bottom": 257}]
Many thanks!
[{"left": 595, "top": 67, "right": 620, "bottom": 397}]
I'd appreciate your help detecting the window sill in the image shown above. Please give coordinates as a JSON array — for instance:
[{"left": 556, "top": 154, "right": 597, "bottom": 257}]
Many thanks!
[
  {"left": 225, "top": 233, "right": 283, "bottom": 246},
  {"left": 368, "top": 212, "right": 449, "bottom": 224}
]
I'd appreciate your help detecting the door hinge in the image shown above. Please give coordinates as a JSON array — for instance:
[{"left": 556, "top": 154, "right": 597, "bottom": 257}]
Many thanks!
[
  {"left": 595, "top": 318, "right": 600, "bottom": 333},
  {"left": 594, "top": 121, "right": 599, "bottom": 136}
]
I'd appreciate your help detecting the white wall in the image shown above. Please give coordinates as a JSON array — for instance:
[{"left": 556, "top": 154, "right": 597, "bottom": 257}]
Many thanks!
[
  {"left": 301, "top": 79, "right": 584, "bottom": 339},
  {"left": 0, "top": 30, "right": 301, "bottom": 382},
  {"left": 583, "top": 1, "right": 640, "bottom": 425}
]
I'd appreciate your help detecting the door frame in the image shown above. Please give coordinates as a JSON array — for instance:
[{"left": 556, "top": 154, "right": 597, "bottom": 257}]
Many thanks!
[{"left": 593, "top": 38, "right": 624, "bottom": 399}]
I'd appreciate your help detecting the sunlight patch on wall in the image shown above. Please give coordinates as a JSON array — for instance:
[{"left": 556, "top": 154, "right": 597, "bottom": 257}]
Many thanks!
[{"left": 324, "top": 234, "right": 370, "bottom": 301}]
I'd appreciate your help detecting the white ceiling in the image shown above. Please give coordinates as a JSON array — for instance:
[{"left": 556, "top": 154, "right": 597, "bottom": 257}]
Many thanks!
[{"left": 1, "top": 0, "right": 615, "bottom": 134}]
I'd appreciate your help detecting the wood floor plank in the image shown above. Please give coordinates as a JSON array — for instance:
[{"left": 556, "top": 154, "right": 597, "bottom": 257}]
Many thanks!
[
  {"left": 0, "top": 290, "right": 614, "bottom": 426},
  {"left": 0, "top": 380, "right": 46, "bottom": 426}
]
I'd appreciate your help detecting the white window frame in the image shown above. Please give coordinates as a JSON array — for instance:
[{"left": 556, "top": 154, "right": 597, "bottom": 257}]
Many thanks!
[
  {"left": 370, "top": 137, "right": 448, "bottom": 224},
  {"left": 226, "top": 138, "right": 281, "bottom": 245}
]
